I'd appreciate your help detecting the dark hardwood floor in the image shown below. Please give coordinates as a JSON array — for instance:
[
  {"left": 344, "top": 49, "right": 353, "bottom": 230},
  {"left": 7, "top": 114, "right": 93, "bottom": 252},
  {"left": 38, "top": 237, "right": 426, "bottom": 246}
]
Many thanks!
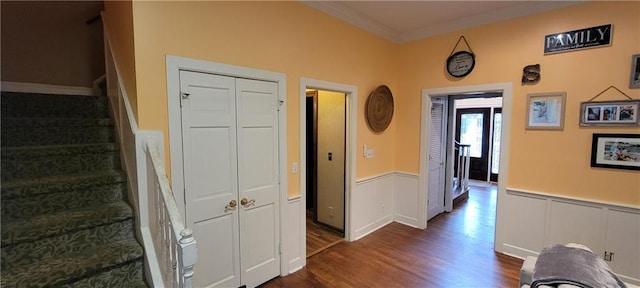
[{"left": 261, "top": 184, "right": 523, "bottom": 288}]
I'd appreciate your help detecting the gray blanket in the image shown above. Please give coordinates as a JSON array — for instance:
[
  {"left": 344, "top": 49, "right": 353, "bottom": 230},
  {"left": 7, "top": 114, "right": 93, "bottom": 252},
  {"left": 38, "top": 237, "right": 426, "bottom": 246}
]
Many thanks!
[{"left": 531, "top": 244, "right": 626, "bottom": 288}]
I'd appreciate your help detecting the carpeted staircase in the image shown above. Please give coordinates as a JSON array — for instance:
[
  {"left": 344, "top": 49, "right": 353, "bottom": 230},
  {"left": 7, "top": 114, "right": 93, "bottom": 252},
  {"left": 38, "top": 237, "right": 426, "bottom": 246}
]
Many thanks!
[{"left": 1, "top": 91, "right": 147, "bottom": 287}]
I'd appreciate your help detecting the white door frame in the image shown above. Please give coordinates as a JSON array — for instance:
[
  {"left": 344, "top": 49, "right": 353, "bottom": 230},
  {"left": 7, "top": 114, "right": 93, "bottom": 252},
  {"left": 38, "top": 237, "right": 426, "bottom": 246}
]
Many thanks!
[
  {"left": 418, "top": 82, "right": 512, "bottom": 252},
  {"left": 166, "top": 55, "right": 288, "bottom": 274},
  {"left": 299, "top": 78, "right": 357, "bottom": 248}
]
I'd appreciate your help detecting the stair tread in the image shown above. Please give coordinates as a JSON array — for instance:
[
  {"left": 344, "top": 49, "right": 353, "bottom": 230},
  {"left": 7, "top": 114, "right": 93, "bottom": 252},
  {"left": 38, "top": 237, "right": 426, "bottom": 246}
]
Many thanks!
[
  {"left": 1, "top": 92, "right": 109, "bottom": 118},
  {"left": 1, "top": 220, "right": 136, "bottom": 270},
  {"left": 1, "top": 117, "right": 113, "bottom": 127},
  {"left": 1, "top": 202, "right": 134, "bottom": 246},
  {"left": 1, "top": 239, "right": 143, "bottom": 287},
  {"left": 2, "top": 142, "right": 119, "bottom": 158},
  {"left": 2, "top": 183, "right": 125, "bottom": 220},
  {"left": 1, "top": 143, "right": 121, "bottom": 182},
  {"left": 1, "top": 171, "right": 125, "bottom": 199},
  {"left": 60, "top": 260, "right": 147, "bottom": 288}
]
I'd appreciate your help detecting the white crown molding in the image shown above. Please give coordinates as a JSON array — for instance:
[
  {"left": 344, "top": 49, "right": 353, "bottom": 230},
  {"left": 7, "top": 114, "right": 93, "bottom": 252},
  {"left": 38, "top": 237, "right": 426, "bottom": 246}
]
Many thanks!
[
  {"left": 301, "top": 1, "right": 401, "bottom": 43},
  {"left": 302, "top": 1, "right": 583, "bottom": 44},
  {"left": 399, "top": 1, "right": 581, "bottom": 43}
]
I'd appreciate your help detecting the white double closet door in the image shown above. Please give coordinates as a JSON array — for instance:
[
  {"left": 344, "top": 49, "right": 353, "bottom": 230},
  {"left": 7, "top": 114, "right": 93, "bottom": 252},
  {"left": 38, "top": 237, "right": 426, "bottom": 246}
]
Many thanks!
[{"left": 179, "top": 70, "right": 280, "bottom": 288}]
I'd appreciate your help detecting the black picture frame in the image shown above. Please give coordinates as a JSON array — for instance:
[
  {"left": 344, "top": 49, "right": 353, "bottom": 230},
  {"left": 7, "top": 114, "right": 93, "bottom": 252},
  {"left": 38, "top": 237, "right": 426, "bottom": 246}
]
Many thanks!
[
  {"left": 590, "top": 133, "right": 640, "bottom": 171},
  {"left": 446, "top": 51, "right": 475, "bottom": 78}
]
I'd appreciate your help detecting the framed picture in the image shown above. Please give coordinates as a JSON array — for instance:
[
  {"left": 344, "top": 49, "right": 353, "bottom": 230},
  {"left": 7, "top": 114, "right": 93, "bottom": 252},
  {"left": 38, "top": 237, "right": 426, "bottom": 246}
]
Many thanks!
[
  {"left": 630, "top": 54, "right": 640, "bottom": 89},
  {"left": 526, "top": 92, "right": 566, "bottom": 130},
  {"left": 591, "top": 133, "right": 640, "bottom": 171},
  {"left": 579, "top": 100, "right": 640, "bottom": 126}
]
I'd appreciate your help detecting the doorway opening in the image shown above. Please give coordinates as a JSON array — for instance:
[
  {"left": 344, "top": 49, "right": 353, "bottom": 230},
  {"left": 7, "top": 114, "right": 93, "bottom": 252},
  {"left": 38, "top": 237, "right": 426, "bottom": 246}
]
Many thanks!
[
  {"left": 425, "top": 94, "right": 502, "bottom": 221},
  {"left": 305, "top": 89, "right": 346, "bottom": 257},
  {"left": 419, "top": 82, "right": 512, "bottom": 241},
  {"left": 452, "top": 96, "right": 503, "bottom": 204},
  {"left": 299, "top": 78, "right": 357, "bottom": 262}
]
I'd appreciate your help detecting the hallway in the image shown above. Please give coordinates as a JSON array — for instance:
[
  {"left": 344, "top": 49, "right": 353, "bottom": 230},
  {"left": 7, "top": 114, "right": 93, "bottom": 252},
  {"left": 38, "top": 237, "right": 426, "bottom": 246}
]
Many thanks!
[{"left": 261, "top": 184, "right": 523, "bottom": 287}]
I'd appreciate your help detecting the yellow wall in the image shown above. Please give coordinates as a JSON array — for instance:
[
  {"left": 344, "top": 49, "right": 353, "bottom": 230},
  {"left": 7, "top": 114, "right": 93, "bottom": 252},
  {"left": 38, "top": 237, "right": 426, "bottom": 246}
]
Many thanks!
[
  {"left": 104, "top": 0, "right": 138, "bottom": 116},
  {"left": 111, "top": 1, "right": 639, "bottom": 204},
  {"left": 396, "top": 1, "right": 640, "bottom": 205},
  {"left": 1, "top": 1, "right": 105, "bottom": 87},
  {"left": 317, "top": 90, "right": 346, "bottom": 230},
  {"left": 130, "top": 1, "right": 399, "bottom": 197}
]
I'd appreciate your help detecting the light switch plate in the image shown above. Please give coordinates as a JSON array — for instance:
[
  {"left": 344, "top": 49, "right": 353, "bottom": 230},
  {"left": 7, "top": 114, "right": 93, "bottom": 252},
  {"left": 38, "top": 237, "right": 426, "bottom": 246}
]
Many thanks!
[
  {"left": 365, "top": 148, "right": 374, "bottom": 158},
  {"left": 292, "top": 162, "right": 298, "bottom": 174}
]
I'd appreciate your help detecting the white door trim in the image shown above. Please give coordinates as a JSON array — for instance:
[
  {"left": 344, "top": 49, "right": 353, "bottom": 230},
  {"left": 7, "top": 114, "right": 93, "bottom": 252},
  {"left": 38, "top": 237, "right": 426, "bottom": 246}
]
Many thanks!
[
  {"left": 299, "top": 78, "right": 357, "bottom": 249},
  {"left": 419, "top": 82, "right": 512, "bottom": 253},
  {"left": 166, "top": 55, "right": 288, "bottom": 275}
]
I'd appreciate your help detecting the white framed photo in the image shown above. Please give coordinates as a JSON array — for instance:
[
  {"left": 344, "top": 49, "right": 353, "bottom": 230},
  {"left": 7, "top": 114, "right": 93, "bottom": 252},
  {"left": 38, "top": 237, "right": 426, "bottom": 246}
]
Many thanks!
[{"left": 580, "top": 100, "right": 640, "bottom": 127}]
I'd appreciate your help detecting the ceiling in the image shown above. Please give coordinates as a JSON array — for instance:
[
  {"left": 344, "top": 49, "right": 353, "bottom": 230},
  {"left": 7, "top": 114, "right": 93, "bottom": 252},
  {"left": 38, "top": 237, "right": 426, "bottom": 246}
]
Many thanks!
[{"left": 302, "top": 1, "right": 583, "bottom": 43}]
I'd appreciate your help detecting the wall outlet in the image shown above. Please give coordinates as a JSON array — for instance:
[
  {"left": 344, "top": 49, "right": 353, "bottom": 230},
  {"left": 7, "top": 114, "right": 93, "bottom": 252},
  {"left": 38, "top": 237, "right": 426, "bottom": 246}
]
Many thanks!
[
  {"left": 604, "top": 251, "right": 614, "bottom": 262},
  {"left": 328, "top": 206, "right": 334, "bottom": 217},
  {"left": 292, "top": 162, "right": 298, "bottom": 174}
]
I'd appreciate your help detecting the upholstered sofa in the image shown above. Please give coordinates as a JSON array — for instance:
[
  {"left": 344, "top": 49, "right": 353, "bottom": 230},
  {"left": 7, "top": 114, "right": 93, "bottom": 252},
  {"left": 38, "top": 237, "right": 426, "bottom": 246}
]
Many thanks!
[{"left": 519, "top": 244, "right": 639, "bottom": 288}]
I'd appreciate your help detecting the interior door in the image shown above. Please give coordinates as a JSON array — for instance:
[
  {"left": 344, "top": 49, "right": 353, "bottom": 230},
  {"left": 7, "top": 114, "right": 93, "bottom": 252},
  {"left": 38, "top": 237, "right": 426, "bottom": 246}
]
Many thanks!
[
  {"left": 427, "top": 97, "right": 446, "bottom": 220},
  {"left": 455, "top": 108, "right": 491, "bottom": 181},
  {"left": 180, "top": 71, "right": 240, "bottom": 288},
  {"left": 180, "top": 71, "right": 280, "bottom": 288},
  {"left": 236, "top": 78, "right": 280, "bottom": 288}
]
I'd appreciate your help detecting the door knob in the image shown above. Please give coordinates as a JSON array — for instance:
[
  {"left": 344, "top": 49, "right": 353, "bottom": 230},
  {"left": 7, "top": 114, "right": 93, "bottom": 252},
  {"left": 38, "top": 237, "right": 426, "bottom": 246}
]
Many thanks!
[
  {"left": 225, "top": 199, "right": 237, "bottom": 211},
  {"left": 240, "top": 198, "right": 255, "bottom": 206}
]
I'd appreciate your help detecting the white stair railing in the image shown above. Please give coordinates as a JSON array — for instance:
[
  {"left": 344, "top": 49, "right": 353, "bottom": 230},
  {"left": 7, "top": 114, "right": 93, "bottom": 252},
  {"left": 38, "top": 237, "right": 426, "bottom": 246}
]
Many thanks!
[
  {"left": 101, "top": 11, "right": 197, "bottom": 287},
  {"left": 455, "top": 142, "right": 471, "bottom": 192},
  {"left": 144, "top": 138, "right": 197, "bottom": 287}
]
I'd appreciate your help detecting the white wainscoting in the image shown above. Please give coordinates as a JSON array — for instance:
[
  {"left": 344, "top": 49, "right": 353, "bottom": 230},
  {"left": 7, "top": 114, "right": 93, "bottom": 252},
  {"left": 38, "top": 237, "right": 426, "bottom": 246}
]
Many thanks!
[
  {"left": 499, "top": 188, "right": 640, "bottom": 285},
  {"left": 284, "top": 197, "right": 305, "bottom": 274},
  {"left": 351, "top": 172, "right": 395, "bottom": 241},
  {"left": 394, "top": 172, "right": 420, "bottom": 228}
]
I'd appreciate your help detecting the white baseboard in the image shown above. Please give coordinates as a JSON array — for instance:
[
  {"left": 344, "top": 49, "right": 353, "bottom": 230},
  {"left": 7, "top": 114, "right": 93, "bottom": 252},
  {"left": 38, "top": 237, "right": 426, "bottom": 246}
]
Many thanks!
[
  {"left": 1, "top": 81, "right": 96, "bottom": 96},
  {"left": 352, "top": 218, "right": 393, "bottom": 241},
  {"left": 394, "top": 215, "right": 420, "bottom": 228}
]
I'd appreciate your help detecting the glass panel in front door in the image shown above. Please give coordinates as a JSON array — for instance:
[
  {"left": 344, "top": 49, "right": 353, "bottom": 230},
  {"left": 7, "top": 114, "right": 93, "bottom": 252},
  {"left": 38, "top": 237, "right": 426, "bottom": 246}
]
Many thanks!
[{"left": 460, "top": 113, "right": 484, "bottom": 158}]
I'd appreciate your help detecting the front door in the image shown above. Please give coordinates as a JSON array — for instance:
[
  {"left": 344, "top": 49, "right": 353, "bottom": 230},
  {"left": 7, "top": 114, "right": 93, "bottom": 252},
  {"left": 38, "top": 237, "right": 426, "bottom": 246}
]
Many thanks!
[
  {"left": 180, "top": 70, "right": 280, "bottom": 288},
  {"left": 455, "top": 108, "right": 491, "bottom": 181}
]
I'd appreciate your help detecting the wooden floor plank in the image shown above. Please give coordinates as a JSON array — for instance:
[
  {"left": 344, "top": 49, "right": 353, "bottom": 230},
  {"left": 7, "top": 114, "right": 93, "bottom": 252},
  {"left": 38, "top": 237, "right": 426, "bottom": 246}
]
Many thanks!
[
  {"left": 261, "top": 184, "right": 523, "bottom": 287},
  {"left": 306, "top": 212, "right": 344, "bottom": 257}
]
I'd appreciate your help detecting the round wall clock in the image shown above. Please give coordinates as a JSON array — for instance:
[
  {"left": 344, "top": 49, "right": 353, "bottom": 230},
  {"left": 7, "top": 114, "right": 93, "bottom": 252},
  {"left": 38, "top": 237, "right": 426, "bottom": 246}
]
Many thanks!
[{"left": 446, "top": 51, "right": 475, "bottom": 78}]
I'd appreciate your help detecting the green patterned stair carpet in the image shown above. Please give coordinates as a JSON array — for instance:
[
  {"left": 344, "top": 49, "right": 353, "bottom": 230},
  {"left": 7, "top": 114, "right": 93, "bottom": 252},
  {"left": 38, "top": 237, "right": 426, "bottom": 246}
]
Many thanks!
[{"left": 1, "top": 91, "right": 147, "bottom": 287}]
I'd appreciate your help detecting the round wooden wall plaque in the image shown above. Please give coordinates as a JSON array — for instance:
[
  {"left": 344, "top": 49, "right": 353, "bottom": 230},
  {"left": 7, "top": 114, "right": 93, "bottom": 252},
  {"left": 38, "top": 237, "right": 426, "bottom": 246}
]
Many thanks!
[{"left": 366, "top": 85, "right": 394, "bottom": 133}]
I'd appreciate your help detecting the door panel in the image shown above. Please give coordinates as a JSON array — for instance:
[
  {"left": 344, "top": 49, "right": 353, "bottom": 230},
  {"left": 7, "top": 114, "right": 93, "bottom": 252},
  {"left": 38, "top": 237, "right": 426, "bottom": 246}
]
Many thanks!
[
  {"left": 180, "top": 71, "right": 240, "bottom": 288},
  {"left": 236, "top": 78, "right": 280, "bottom": 287},
  {"left": 192, "top": 216, "right": 238, "bottom": 287},
  {"left": 242, "top": 203, "right": 277, "bottom": 287},
  {"left": 427, "top": 98, "right": 446, "bottom": 220},
  {"left": 455, "top": 108, "right": 491, "bottom": 181}
]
